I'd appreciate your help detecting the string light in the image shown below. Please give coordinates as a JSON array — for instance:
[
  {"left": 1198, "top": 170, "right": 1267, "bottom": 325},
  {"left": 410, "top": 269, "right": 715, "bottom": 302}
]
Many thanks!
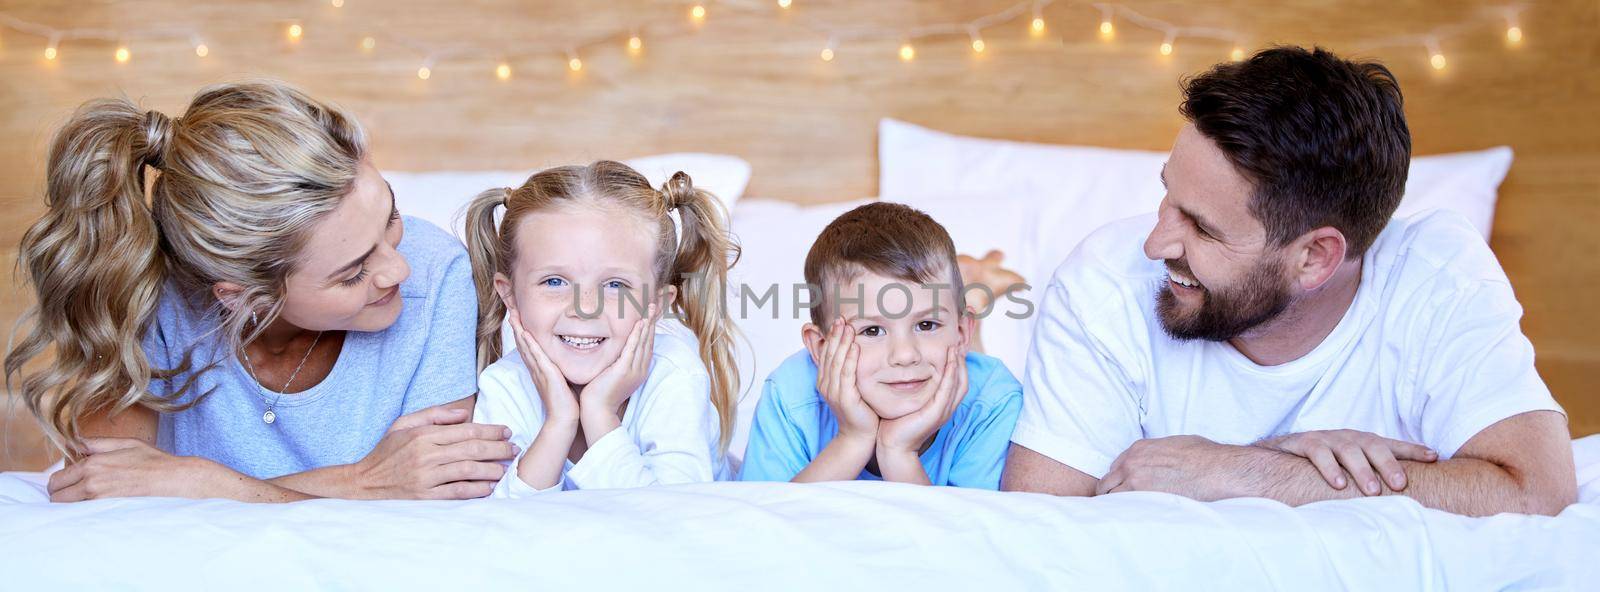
[
  {"left": 1426, "top": 38, "right": 1446, "bottom": 70},
  {"left": 496, "top": 61, "right": 511, "bottom": 80},
  {"left": 0, "top": 3, "right": 1536, "bottom": 81}
]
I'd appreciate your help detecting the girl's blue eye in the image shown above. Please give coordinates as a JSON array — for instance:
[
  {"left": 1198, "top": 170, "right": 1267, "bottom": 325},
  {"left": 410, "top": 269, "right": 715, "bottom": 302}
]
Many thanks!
[
  {"left": 603, "top": 279, "right": 627, "bottom": 290},
  {"left": 541, "top": 277, "right": 568, "bottom": 288},
  {"left": 917, "top": 320, "right": 942, "bottom": 332}
]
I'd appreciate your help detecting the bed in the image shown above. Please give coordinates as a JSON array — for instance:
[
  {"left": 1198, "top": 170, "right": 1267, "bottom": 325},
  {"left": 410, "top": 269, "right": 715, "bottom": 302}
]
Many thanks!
[
  {"left": 4, "top": 123, "right": 1592, "bottom": 589},
  {"left": 2, "top": 435, "right": 1597, "bottom": 589}
]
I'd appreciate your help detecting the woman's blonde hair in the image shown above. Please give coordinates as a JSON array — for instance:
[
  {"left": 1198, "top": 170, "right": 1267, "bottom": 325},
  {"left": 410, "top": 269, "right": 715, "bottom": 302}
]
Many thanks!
[
  {"left": 464, "top": 161, "right": 741, "bottom": 450},
  {"left": 5, "top": 80, "right": 366, "bottom": 457}
]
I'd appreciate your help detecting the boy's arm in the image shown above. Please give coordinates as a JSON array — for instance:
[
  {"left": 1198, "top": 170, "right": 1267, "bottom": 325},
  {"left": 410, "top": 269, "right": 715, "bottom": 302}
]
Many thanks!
[
  {"left": 794, "top": 434, "right": 877, "bottom": 483},
  {"left": 740, "top": 379, "right": 828, "bottom": 482}
]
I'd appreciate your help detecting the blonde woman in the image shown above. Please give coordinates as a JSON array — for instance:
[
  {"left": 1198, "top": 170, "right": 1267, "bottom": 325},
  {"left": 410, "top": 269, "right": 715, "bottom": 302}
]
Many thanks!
[{"left": 6, "top": 81, "right": 515, "bottom": 502}]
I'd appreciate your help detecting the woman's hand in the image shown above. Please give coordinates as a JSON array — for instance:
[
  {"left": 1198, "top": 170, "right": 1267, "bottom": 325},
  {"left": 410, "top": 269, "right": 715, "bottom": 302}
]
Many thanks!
[
  {"left": 578, "top": 302, "right": 660, "bottom": 446},
  {"left": 351, "top": 404, "right": 519, "bottom": 500},
  {"left": 1256, "top": 429, "right": 1438, "bottom": 495},
  {"left": 509, "top": 307, "right": 580, "bottom": 424},
  {"left": 48, "top": 438, "right": 233, "bottom": 502}
]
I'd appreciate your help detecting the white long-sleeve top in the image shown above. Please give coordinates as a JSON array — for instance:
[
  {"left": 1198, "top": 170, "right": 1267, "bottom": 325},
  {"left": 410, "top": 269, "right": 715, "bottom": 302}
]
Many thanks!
[{"left": 474, "top": 321, "right": 731, "bottom": 497}]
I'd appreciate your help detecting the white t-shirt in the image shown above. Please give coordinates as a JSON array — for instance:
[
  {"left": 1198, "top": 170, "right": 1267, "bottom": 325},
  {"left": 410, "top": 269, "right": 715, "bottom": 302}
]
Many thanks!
[
  {"left": 1013, "top": 210, "right": 1564, "bottom": 479},
  {"left": 475, "top": 321, "right": 731, "bottom": 496}
]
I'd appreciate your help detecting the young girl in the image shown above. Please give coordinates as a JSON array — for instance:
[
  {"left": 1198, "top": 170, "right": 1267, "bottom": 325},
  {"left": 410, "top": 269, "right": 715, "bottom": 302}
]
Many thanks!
[{"left": 465, "top": 161, "right": 740, "bottom": 496}]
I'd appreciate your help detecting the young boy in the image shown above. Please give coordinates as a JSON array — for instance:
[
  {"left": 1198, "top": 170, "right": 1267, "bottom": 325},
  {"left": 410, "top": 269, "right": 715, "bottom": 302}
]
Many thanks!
[{"left": 739, "top": 202, "right": 1023, "bottom": 488}]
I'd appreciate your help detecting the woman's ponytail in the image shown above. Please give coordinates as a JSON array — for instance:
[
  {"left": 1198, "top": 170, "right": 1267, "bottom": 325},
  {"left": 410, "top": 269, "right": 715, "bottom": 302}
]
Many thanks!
[{"left": 6, "top": 100, "right": 172, "bottom": 457}]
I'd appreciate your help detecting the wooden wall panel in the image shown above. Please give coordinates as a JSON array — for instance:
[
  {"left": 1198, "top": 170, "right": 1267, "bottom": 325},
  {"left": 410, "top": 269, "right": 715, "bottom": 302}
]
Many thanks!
[{"left": 1, "top": 0, "right": 1595, "bottom": 470}]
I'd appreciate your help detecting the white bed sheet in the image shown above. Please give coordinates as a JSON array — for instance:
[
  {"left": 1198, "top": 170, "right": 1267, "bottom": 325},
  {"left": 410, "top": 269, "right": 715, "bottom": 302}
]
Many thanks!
[{"left": 3, "top": 435, "right": 1597, "bottom": 590}]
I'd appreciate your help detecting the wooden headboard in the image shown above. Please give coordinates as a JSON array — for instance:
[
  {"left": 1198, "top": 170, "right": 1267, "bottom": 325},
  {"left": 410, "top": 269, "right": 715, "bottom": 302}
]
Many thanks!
[{"left": 2, "top": 0, "right": 1595, "bottom": 470}]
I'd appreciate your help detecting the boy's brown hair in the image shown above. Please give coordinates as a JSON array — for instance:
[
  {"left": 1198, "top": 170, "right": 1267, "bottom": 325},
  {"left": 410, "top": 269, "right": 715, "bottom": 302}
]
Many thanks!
[{"left": 803, "top": 202, "right": 965, "bottom": 327}]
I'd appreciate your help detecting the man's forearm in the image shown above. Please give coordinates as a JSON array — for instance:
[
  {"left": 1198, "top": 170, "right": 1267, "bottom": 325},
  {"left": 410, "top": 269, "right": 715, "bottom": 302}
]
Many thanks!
[{"left": 1219, "top": 445, "right": 1557, "bottom": 516}]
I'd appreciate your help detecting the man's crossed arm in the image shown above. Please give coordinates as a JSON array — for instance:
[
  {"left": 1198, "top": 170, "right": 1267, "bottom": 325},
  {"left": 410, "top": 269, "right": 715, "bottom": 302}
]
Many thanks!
[{"left": 1001, "top": 410, "right": 1576, "bottom": 517}]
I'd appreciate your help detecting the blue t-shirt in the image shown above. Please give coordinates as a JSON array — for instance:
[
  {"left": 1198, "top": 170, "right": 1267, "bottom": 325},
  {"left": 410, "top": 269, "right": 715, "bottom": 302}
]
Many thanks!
[
  {"left": 147, "top": 216, "right": 478, "bottom": 479},
  {"left": 739, "top": 349, "right": 1024, "bottom": 489}
]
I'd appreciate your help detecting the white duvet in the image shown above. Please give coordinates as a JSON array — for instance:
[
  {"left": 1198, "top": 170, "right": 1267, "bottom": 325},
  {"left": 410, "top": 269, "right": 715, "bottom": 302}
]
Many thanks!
[{"left": 3, "top": 436, "right": 1597, "bottom": 590}]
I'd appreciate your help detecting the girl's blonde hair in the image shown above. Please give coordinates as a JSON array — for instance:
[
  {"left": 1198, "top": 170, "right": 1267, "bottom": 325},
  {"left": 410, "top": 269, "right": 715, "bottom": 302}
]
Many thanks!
[
  {"left": 5, "top": 80, "right": 366, "bottom": 457},
  {"left": 464, "top": 161, "right": 741, "bottom": 450}
]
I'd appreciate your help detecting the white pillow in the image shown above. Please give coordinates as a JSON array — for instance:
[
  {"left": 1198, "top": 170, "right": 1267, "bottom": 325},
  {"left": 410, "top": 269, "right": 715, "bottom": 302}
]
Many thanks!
[
  {"left": 878, "top": 117, "right": 1513, "bottom": 248},
  {"left": 386, "top": 152, "right": 751, "bottom": 241}
]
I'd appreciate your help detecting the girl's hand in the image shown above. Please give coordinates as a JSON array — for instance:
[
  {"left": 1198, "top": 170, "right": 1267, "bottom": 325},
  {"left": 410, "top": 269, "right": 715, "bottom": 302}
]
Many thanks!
[
  {"left": 48, "top": 438, "right": 225, "bottom": 502},
  {"left": 509, "top": 307, "right": 580, "bottom": 424},
  {"left": 579, "top": 302, "right": 660, "bottom": 429},
  {"left": 877, "top": 345, "right": 968, "bottom": 454},
  {"left": 818, "top": 317, "right": 879, "bottom": 445}
]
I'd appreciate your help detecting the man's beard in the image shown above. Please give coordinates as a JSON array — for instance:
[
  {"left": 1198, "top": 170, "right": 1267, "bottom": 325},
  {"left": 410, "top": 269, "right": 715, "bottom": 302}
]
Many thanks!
[{"left": 1156, "top": 256, "right": 1293, "bottom": 342}]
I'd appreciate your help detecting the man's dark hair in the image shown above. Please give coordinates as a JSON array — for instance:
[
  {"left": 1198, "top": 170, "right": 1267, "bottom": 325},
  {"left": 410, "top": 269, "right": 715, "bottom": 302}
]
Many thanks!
[{"left": 1180, "top": 45, "right": 1411, "bottom": 258}]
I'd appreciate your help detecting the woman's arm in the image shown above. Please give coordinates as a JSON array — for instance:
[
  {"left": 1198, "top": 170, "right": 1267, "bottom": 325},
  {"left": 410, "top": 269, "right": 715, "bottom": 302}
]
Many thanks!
[{"left": 50, "top": 405, "right": 314, "bottom": 503}]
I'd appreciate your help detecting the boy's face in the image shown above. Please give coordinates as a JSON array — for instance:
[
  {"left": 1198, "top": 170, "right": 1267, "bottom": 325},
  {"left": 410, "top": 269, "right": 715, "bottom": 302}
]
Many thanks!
[{"left": 804, "top": 270, "right": 971, "bottom": 420}]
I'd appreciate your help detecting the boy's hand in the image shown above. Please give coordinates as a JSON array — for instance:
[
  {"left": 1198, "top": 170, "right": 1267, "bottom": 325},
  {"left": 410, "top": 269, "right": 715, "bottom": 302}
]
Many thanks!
[
  {"left": 509, "top": 307, "right": 579, "bottom": 424},
  {"left": 877, "top": 345, "right": 968, "bottom": 454},
  {"left": 818, "top": 317, "right": 878, "bottom": 444},
  {"left": 580, "top": 302, "right": 660, "bottom": 419}
]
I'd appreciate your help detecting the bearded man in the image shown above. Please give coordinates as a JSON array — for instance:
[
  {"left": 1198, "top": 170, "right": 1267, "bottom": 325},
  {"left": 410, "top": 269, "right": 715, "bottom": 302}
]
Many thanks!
[{"left": 1001, "top": 46, "right": 1576, "bottom": 517}]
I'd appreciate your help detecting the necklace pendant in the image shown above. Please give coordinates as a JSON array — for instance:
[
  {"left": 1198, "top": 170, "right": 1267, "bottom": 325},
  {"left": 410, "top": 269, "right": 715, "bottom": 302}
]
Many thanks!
[{"left": 263, "top": 410, "right": 277, "bottom": 424}]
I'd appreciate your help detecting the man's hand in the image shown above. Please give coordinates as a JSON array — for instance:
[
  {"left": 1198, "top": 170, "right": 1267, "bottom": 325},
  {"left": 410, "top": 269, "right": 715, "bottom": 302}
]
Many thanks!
[
  {"left": 1256, "top": 430, "right": 1437, "bottom": 495},
  {"left": 1095, "top": 435, "right": 1240, "bottom": 500}
]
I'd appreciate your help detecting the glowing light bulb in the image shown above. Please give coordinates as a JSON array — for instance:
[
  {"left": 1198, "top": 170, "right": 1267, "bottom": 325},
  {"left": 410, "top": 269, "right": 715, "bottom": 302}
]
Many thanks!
[
  {"left": 1429, "top": 52, "right": 1446, "bottom": 70},
  {"left": 899, "top": 42, "right": 915, "bottom": 61},
  {"left": 1506, "top": 26, "right": 1523, "bottom": 44},
  {"left": 568, "top": 56, "right": 583, "bottom": 71},
  {"left": 972, "top": 38, "right": 985, "bottom": 53},
  {"left": 1231, "top": 47, "right": 1244, "bottom": 61},
  {"left": 44, "top": 38, "right": 58, "bottom": 60},
  {"left": 628, "top": 35, "right": 643, "bottom": 52},
  {"left": 417, "top": 66, "right": 431, "bottom": 80},
  {"left": 115, "top": 46, "right": 130, "bottom": 63},
  {"left": 1160, "top": 41, "right": 1173, "bottom": 56},
  {"left": 820, "top": 47, "right": 834, "bottom": 61},
  {"left": 288, "top": 24, "right": 303, "bottom": 41},
  {"left": 195, "top": 43, "right": 209, "bottom": 57},
  {"left": 331, "top": 0, "right": 343, "bottom": 7},
  {"left": 777, "top": 0, "right": 791, "bottom": 7},
  {"left": 496, "top": 63, "right": 511, "bottom": 80},
  {"left": 1100, "top": 20, "right": 1114, "bottom": 36},
  {"left": 691, "top": 5, "right": 706, "bottom": 21},
  {"left": 361, "top": 36, "right": 376, "bottom": 51}
]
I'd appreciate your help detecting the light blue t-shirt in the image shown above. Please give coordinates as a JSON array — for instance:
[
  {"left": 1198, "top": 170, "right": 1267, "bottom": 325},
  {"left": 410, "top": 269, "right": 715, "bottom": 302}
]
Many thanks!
[
  {"left": 739, "top": 349, "right": 1024, "bottom": 489},
  {"left": 147, "top": 216, "right": 478, "bottom": 479}
]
